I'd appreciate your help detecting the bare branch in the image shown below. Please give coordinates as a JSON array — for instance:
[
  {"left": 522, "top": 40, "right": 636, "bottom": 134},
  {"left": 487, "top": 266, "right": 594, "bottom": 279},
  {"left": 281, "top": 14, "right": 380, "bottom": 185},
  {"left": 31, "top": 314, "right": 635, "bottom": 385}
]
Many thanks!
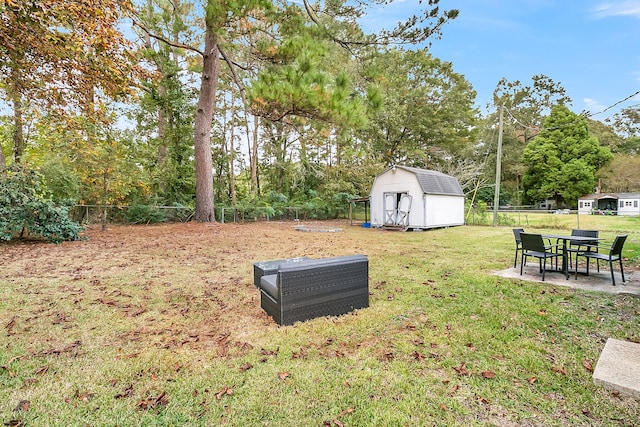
[
  {"left": 302, "top": 0, "right": 319, "bottom": 25},
  {"left": 218, "top": 45, "right": 248, "bottom": 107},
  {"left": 301, "top": 0, "right": 457, "bottom": 48},
  {"left": 132, "top": 20, "right": 204, "bottom": 57},
  {"left": 302, "top": 0, "right": 367, "bottom": 53}
]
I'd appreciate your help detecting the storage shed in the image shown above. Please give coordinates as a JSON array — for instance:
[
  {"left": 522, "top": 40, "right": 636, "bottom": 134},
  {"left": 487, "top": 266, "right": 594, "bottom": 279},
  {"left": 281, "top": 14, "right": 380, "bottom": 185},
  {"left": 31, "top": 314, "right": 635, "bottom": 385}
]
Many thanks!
[{"left": 369, "top": 165, "right": 465, "bottom": 230}]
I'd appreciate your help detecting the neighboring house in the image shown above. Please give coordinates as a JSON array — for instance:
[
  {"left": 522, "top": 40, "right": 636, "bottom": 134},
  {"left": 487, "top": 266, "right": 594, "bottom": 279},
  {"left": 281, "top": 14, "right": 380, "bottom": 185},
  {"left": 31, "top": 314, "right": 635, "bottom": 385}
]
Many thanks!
[
  {"left": 369, "top": 165, "right": 465, "bottom": 230},
  {"left": 578, "top": 192, "right": 640, "bottom": 216}
]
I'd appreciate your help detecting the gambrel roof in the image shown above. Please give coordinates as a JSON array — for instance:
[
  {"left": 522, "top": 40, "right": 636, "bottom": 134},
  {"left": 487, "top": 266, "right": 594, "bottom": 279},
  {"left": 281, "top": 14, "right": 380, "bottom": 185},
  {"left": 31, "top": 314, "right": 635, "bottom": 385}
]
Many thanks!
[{"left": 395, "top": 166, "right": 464, "bottom": 196}]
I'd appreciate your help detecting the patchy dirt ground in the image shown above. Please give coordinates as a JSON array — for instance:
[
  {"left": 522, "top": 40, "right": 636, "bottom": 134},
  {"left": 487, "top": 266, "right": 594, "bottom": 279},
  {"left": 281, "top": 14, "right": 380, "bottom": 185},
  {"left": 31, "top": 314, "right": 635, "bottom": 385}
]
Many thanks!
[{"left": 1, "top": 221, "right": 371, "bottom": 354}]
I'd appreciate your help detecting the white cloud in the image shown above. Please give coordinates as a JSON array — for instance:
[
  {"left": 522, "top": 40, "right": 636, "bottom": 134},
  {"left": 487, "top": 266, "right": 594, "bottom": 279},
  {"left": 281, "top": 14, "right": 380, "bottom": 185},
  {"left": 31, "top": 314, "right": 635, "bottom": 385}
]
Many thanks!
[
  {"left": 584, "top": 97, "right": 606, "bottom": 113},
  {"left": 629, "top": 91, "right": 640, "bottom": 104},
  {"left": 592, "top": 1, "right": 640, "bottom": 19}
]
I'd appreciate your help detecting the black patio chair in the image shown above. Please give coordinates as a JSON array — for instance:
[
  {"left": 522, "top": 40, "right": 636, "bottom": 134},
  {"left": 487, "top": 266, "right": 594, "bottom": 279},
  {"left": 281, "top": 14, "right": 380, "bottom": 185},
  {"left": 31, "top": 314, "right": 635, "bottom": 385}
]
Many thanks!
[
  {"left": 512, "top": 228, "right": 524, "bottom": 268},
  {"left": 520, "top": 233, "right": 566, "bottom": 281},
  {"left": 566, "top": 229, "right": 599, "bottom": 271},
  {"left": 574, "top": 235, "right": 628, "bottom": 285}
]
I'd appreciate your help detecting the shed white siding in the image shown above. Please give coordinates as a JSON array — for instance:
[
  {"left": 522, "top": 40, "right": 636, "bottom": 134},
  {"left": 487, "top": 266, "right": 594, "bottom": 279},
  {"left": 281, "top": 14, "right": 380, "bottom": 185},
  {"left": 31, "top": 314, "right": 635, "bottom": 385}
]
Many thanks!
[
  {"left": 369, "top": 166, "right": 464, "bottom": 229},
  {"left": 425, "top": 194, "right": 465, "bottom": 227},
  {"left": 370, "top": 168, "right": 423, "bottom": 226}
]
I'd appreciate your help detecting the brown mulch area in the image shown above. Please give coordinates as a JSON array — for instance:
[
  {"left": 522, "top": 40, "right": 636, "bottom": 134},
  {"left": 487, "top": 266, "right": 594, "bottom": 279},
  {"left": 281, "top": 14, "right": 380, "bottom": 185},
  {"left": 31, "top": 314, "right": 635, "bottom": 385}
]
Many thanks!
[{"left": 1, "top": 221, "right": 365, "bottom": 353}]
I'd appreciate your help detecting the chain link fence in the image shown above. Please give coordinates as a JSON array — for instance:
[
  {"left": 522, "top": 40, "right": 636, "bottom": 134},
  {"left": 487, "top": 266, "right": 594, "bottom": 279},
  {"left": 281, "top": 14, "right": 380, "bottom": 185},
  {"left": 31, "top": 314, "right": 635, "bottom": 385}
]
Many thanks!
[{"left": 71, "top": 205, "right": 352, "bottom": 225}]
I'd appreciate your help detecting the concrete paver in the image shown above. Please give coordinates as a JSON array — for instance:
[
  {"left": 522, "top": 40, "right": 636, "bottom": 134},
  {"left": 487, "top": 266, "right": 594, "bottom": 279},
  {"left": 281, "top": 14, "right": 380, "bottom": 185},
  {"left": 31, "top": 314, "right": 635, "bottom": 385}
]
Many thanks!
[
  {"left": 593, "top": 338, "right": 640, "bottom": 398},
  {"left": 494, "top": 263, "right": 640, "bottom": 295}
]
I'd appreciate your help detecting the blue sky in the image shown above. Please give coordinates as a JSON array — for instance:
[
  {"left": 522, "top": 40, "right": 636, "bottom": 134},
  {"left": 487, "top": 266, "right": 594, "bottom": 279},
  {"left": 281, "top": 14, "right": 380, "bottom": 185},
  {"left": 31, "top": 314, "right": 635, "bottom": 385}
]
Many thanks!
[{"left": 363, "top": 0, "right": 640, "bottom": 121}]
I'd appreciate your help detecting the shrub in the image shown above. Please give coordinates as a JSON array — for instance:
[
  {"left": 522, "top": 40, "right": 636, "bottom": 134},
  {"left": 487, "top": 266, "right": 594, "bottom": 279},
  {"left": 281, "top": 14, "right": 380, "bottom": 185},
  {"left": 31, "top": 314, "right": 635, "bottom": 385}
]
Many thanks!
[
  {"left": 465, "top": 200, "right": 490, "bottom": 225},
  {"left": 497, "top": 213, "right": 516, "bottom": 226},
  {"left": 125, "top": 205, "right": 168, "bottom": 224},
  {"left": 0, "top": 166, "right": 83, "bottom": 243},
  {"left": 170, "top": 203, "right": 194, "bottom": 222}
]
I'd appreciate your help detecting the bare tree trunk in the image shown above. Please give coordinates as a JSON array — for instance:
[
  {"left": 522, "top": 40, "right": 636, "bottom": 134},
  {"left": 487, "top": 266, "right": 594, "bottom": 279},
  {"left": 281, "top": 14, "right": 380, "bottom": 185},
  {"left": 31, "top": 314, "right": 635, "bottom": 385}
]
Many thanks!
[
  {"left": 193, "top": 27, "right": 219, "bottom": 222},
  {"left": 0, "top": 143, "right": 7, "bottom": 175},
  {"left": 145, "top": 0, "right": 168, "bottom": 171},
  {"left": 273, "top": 126, "right": 288, "bottom": 193},
  {"left": 10, "top": 83, "right": 24, "bottom": 164},
  {"left": 244, "top": 112, "right": 254, "bottom": 197},
  {"left": 251, "top": 115, "right": 260, "bottom": 198},
  {"left": 157, "top": 83, "right": 168, "bottom": 167},
  {"left": 229, "top": 89, "right": 237, "bottom": 207},
  {"left": 0, "top": 73, "right": 10, "bottom": 173},
  {"left": 101, "top": 169, "right": 109, "bottom": 232},
  {"left": 156, "top": 74, "right": 169, "bottom": 170}
]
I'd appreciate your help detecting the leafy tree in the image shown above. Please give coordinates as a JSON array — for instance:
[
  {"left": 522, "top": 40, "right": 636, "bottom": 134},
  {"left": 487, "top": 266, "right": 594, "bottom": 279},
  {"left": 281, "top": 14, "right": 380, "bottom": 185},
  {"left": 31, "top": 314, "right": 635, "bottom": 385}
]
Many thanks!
[
  {"left": 248, "top": 3, "right": 369, "bottom": 128},
  {"left": 0, "top": 0, "right": 140, "bottom": 168},
  {"left": 39, "top": 158, "right": 82, "bottom": 204},
  {"left": 362, "top": 48, "right": 477, "bottom": 168},
  {"left": 522, "top": 105, "right": 612, "bottom": 207},
  {"left": 136, "top": 0, "right": 277, "bottom": 221},
  {"left": 615, "top": 136, "right": 640, "bottom": 155},
  {"left": 587, "top": 118, "right": 625, "bottom": 153},
  {"left": 79, "top": 127, "right": 147, "bottom": 229},
  {"left": 246, "top": 1, "right": 378, "bottom": 201},
  {"left": 597, "top": 155, "right": 640, "bottom": 192},
  {"left": 134, "top": 0, "right": 197, "bottom": 206},
  {"left": 607, "top": 106, "right": 640, "bottom": 154},
  {"left": 154, "top": 0, "right": 457, "bottom": 222},
  {"left": 481, "top": 75, "right": 572, "bottom": 205},
  {"left": 27, "top": 114, "right": 148, "bottom": 228},
  {"left": 259, "top": 120, "right": 301, "bottom": 197},
  {"left": 474, "top": 186, "right": 510, "bottom": 206},
  {"left": 299, "top": 0, "right": 459, "bottom": 47},
  {"left": 192, "top": 0, "right": 272, "bottom": 221},
  {"left": 0, "top": 166, "right": 83, "bottom": 242},
  {"left": 610, "top": 106, "right": 640, "bottom": 138},
  {"left": 242, "top": 1, "right": 379, "bottom": 203},
  {"left": 491, "top": 75, "right": 572, "bottom": 142}
]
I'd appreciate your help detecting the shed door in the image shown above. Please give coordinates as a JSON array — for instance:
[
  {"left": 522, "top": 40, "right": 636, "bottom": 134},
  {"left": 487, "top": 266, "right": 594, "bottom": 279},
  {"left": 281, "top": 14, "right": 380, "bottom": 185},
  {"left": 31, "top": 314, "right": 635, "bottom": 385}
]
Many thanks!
[{"left": 384, "top": 192, "right": 412, "bottom": 226}]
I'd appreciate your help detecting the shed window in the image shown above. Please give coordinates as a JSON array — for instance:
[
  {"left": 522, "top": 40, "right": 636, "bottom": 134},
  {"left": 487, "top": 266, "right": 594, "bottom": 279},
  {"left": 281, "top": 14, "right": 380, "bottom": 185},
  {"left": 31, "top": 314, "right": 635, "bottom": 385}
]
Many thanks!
[
  {"left": 620, "top": 200, "right": 624, "bottom": 208},
  {"left": 635, "top": 200, "right": 638, "bottom": 208}
]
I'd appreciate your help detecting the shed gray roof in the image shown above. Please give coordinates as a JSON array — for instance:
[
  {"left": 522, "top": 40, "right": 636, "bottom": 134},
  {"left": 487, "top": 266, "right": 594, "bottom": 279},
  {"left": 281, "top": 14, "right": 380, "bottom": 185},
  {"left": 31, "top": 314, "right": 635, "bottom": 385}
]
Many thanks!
[{"left": 396, "top": 166, "right": 464, "bottom": 196}]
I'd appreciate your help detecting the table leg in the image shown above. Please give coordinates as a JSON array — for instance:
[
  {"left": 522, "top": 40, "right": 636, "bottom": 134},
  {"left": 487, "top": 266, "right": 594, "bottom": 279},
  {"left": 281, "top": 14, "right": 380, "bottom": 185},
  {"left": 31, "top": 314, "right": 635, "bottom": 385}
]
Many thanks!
[{"left": 562, "top": 240, "right": 568, "bottom": 279}]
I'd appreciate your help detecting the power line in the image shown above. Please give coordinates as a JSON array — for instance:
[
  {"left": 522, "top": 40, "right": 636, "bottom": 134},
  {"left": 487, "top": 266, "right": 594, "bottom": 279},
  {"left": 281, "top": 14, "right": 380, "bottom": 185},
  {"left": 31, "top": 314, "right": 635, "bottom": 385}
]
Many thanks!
[
  {"left": 504, "top": 106, "right": 578, "bottom": 132},
  {"left": 587, "top": 90, "right": 640, "bottom": 117},
  {"left": 504, "top": 107, "right": 537, "bottom": 131},
  {"left": 502, "top": 89, "right": 640, "bottom": 133}
]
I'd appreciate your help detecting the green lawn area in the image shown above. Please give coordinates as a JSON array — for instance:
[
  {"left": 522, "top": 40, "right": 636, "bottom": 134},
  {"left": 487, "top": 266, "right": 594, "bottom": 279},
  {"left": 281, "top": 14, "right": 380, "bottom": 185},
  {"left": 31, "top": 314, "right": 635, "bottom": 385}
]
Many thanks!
[{"left": 1, "top": 215, "right": 640, "bottom": 426}]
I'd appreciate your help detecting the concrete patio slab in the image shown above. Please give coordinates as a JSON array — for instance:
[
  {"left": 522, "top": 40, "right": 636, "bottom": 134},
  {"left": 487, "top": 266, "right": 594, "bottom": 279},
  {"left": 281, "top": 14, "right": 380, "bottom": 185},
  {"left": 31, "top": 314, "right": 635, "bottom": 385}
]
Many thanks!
[
  {"left": 494, "top": 263, "right": 640, "bottom": 296},
  {"left": 593, "top": 338, "right": 640, "bottom": 399}
]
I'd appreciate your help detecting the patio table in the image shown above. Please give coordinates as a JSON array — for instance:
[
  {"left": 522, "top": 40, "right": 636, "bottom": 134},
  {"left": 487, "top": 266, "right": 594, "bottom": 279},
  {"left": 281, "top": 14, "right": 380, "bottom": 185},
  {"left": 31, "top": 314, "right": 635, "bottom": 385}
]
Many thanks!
[{"left": 542, "top": 234, "right": 602, "bottom": 278}]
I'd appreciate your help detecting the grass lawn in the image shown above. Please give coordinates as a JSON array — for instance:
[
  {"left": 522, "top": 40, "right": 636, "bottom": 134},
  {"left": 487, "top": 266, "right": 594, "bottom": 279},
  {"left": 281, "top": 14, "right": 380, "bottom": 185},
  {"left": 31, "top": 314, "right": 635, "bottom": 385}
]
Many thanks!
[{"left": 2, "top": 215, "right": 640, "bottom": 426}]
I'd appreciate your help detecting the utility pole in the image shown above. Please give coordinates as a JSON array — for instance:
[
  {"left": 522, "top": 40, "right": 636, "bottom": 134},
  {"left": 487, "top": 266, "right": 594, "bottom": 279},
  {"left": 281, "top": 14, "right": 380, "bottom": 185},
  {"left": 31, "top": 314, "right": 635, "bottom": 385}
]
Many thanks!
[{"left": 493, "top": 105, "right": 504, "bottom": 227}]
